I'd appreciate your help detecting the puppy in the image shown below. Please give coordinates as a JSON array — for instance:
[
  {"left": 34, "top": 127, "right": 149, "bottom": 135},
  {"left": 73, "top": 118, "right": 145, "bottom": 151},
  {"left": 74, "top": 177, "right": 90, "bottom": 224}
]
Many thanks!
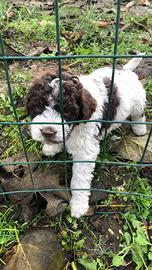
[{"left": 27, "top": 56, "right": 147, "bottom": 218}]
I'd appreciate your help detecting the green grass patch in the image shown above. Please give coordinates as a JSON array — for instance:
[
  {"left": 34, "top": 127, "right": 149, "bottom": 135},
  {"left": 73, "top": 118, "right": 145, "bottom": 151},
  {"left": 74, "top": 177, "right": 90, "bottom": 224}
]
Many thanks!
[
  {"left": 0, "top": 207, "right": 23, "bottom": 255},
  {"left": 62, "top": 8, "right": 152, "bottom": 71},
  {"left": 0, "top": 69, "right": 41, "bottom": 159}
]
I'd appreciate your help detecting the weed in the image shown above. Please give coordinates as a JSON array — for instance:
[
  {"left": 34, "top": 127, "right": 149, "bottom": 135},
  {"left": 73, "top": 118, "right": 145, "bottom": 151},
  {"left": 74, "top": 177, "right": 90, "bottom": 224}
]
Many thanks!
[
  {"left": 57, "top": 213, "right": 86, "bottom": 252},
  {"left": 62, "top": 9, "right": 152, "bottom": 71},
  {"left": 145, "top": 77, "right": 152, "bottom": 118},
  {"left": 79, "top": 255, "right": 105, "bottom": 270},
  {"left": 112, "top": 213, "right": 152, "bottom": 269},
  {"left": 0, "top": 206, "right": 45, "bottom": 259},
  {"left": 0, "top": 207, "right": 23, "bottom": 255},
  {"left": 0, "top": 69, "right": 41, "bottom": 159},
  {"left": 130, "top": 177, "right": 152, "bottom": 221},
  {"left": 0, "top": 0, "right": 11, "bottom": 27}
]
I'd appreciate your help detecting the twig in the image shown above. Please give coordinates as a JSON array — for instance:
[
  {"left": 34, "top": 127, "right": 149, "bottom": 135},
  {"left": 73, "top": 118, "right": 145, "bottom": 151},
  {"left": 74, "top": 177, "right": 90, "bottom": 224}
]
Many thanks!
[
  {"left": 71, "top": 261, "right": 78, "bottom": 270},
  {"left": 96, "top": 204, "right": 128, "bottom": 208},
  {"left": 67, "top": 61, "right": 82, "bottom": 68}
]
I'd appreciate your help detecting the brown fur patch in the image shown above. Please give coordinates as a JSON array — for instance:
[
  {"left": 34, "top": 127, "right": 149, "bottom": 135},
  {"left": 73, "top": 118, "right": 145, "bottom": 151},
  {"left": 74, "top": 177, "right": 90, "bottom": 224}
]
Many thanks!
[
  {"left": 102, "top": 77, "right": 120, "bottom": 129},
  {"left": 26, "top": 71, "right": 97, "bottom": 122},
  {"left": 26, "top": 72, "right": 57, "bottom": 119},
  {"left": 53, "top": 72, "right": 97, "bottom": 121}
]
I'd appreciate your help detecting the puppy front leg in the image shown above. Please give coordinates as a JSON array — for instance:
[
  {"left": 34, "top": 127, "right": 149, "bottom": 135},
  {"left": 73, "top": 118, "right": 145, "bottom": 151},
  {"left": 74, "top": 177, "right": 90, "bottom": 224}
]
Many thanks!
[
  {"left": 70, "top": 135, "right": 100, "bottom": 218},
  {"left": 42, "top": 143, "right": 63, "bottom": 156},
  {"left": 70, "top": 162, "right": 96, "bottom": 218}
]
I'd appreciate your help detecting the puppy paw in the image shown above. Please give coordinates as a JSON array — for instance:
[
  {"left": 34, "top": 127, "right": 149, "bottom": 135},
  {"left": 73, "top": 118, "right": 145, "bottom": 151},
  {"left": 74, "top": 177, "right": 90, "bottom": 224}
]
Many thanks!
[
  {"left": 42, "top": 144, "right": 57, "bottom": 156},
  {"left": 132, "top": 124, "right": 147, "bottom": 136},
  {"left": 70, "top": 199, "right": 89, "bottom": 218}
]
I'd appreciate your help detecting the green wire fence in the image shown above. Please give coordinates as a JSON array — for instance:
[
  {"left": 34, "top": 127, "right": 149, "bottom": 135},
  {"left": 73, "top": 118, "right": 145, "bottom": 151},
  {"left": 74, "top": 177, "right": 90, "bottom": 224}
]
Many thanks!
[{"left": 0, "top": 0, "right": 152, "bottom": 215}]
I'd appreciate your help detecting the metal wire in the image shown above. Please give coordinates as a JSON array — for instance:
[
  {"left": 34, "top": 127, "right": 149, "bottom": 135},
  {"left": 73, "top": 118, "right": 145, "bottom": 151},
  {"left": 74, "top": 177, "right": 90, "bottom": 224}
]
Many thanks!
[
  {"left": 0, "top": 36, "right": 36, "bottom": 194},
  {"left": 0, "top": 54, "right": 152, "bottom": 61},
  {"left": 0, "top": 159, "right": 152, "bottom": 168},
  {"left": 0, "top": 119, "right": 152, "bottom": 126},
  {"left": 54, "top": 0, "right": 69, "bottom": 201},
  {"left": 101, "top": 0, "right": 122, "bottom": 159},
  {"left": 0, "top": 0, "right": 152, "bottom": 214}
]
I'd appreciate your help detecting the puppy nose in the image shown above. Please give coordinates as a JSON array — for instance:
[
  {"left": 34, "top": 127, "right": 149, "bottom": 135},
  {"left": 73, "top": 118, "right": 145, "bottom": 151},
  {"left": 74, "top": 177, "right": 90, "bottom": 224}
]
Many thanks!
[{"left": 41, "top": 127, "right": 57, "bottom": 138}]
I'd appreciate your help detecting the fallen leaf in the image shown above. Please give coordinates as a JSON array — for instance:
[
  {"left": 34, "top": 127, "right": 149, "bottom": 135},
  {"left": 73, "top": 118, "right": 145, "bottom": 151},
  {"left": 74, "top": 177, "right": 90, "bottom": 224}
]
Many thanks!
[
  {"left": 41, "top": 192, "right": 68, "bottom": 217},
  {"left": 3, "top": 228, "right": 65, "bottom": 270},
  {"left": 140, "top": 0, "right": 150, "bottom": 6},
  {"left": 122, "top": 1, "right": 135, "bottom": 12},
  {"left": 92, "top": 20, "right": 109, "bottom": 28},
  {"left": 2, "top": 152, "right": 39, "bottom": 177},
  {"left": 111, "top": 127, "right": 152, "bottom": 162},
  {"left": 39, "top": 20, "right": 52, "bottom": 27},
  {"left": 1, "top": 154, "right": 69, "bottom": 219},
  {"left": 61, "top": 30, "right": 84, "bottom": 44},
  {"left": 28, "top": 46, "right": 54, "bottom": 57},
  {"left": 140, "top": 166, "right": 152, "bottom": 180},
  {"left": 0, "top": 40, "right": 25, "bottom": 57},
  {"left": 120, "top": 23, "right": 132, "bottom": 31},
  {"left": 1, "top": 164, "right": 66, "bottom": 199},
  {"left": 141, "top": 37, "right": 149, "bottom": 44},
  {"left": 6, "top": 10, "right": 16, "bottom": 20}
]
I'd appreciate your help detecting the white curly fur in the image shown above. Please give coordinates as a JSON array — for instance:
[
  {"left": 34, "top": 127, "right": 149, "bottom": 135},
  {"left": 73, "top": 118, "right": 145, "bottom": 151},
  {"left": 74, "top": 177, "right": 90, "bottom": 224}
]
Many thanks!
[{"left": 30, "top": 57, "right": 147, "bottom": 218}]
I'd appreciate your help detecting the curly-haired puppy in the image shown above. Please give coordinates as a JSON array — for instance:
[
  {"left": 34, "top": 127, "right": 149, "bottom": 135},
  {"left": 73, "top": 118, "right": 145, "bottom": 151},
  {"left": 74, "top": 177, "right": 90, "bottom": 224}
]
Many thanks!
[{"left": 27, "top": 57, "right": 147, "bottom": 218}]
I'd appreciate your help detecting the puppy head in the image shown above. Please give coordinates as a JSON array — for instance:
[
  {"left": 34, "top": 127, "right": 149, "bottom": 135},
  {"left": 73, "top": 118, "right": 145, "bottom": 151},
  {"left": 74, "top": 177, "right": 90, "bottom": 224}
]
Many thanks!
[
  {"left": 50, "top": 72, "right": 96, "bottom": 122},
  {"left": 27, "top": 71, "right": 96, "bottom": 144}
]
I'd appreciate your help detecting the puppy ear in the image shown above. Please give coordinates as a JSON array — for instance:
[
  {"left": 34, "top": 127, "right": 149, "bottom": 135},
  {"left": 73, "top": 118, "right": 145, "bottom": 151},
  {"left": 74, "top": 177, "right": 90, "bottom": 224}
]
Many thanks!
[
  {"left": 26, "top": 72, "right": 57, "bottom": 119},
  {"left": 80, "top": 89, "right": 97, "bottom": 120},
  {"left": 49, "top": 78, "right": 60, "bottom": 99}
]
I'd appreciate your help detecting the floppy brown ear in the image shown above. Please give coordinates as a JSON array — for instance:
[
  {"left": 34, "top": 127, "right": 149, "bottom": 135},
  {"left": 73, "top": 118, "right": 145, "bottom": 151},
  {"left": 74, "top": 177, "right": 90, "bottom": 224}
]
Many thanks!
[
  {"left": 80, "top": 88, "right": 97, "bottom": 120},
  {"left": 26, "top": 72, "right": 57, "bottom": 119}
]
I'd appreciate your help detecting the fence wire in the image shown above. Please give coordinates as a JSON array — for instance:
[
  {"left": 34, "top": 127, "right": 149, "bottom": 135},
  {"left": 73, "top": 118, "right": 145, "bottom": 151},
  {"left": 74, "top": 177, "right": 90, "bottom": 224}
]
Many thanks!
[{"left": 0, "top": 0, "right": 152, "bottom": 215}]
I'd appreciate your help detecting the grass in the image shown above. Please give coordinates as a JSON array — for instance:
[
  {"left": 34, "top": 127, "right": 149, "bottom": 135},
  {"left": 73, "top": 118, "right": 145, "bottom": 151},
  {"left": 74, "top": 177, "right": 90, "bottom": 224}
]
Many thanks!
[
  {"left": 0, "top": 3, "right": 67, "bottom": 54},
  {"left": 62, "top": 8, "right": 152, "bottom": 72},
  {"left": 0, "top": 1, "right": 152, "bottom": 269},
  {"left": 145, "top": 77, "right": 152, "bottom": 118},
  {"left": 0, "top": 206, "right": 45, "bottom": 262},
  {"left": 0, "top": 68, "right": 42, "bottom": 159},
  {"left": 112, "top": 213, "right": 152, "bottom": 269},
  {"left": 0, "top": 207, "right": 23, "bottom": 255},
  {"left": 46, "top": 174, "right": 152, "bottom": 269}
]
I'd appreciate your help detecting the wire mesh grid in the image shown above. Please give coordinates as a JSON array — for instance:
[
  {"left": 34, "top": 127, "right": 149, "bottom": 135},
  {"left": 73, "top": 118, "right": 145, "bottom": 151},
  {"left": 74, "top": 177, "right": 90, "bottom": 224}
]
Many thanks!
[{"left": 0, "top": 0, "right": 152, "bottom": 216}]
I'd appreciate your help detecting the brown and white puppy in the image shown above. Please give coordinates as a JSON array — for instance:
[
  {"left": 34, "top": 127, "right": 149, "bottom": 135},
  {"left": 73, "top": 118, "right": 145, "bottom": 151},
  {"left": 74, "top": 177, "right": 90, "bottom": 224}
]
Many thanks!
[{"left": 27, "top": 57, "right": 146, "bottom": 218}]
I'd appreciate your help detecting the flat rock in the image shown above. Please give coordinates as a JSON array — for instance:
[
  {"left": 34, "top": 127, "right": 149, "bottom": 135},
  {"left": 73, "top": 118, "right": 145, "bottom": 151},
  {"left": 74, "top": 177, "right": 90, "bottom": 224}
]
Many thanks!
[{"left": 3, "top": 227, "right": 65, "bottom": 270}]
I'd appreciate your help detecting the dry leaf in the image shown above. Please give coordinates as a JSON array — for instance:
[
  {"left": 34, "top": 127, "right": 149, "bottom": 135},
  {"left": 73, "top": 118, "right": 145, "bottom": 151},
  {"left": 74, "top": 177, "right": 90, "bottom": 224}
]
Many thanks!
[
  {"left": 120, "top": 23, "right": 132, "bottom": 31},
  {"left": 61, "top": 30, "right": 84, "bottom": 44},
  {"left": 2, "top": 152, "right": 39, "bottom": 177},
  {"left": 92, "top": 20, "right": 109, "bottom": 28},
  {"left": 0, "top": 154, "right": 69, "bottom": 219},
  {"left": 6, "top": 11, "right": 16, "bottom": 20},
  {"left": 122, "top": 1, "right": 135, "bottom": 12},
  {"left": 40, "top": 192, "right": 68, "bottom": 217},
  {"left": 111, "top": 129, "right": 152, "bottom": 162},
  {"left": 0, "top": 40, "right": 25, "bottom": 57},
  {"left": 141, "top": 37, "right": 149, "bottom": 44},
  {"left": 140, "top": 0, "right": 150, "bottom": 6}
]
